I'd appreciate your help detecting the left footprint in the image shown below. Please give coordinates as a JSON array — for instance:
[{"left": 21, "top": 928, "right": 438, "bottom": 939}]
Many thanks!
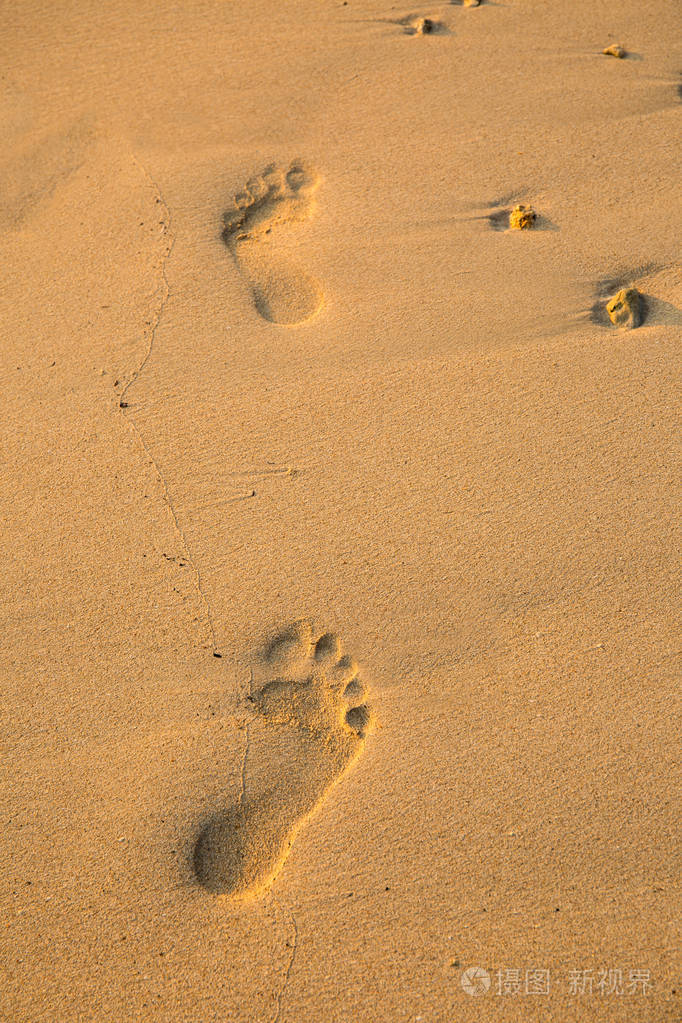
[
  {"left": 222, "top": 161, "right": 323, "bottom": 326},
  {"left": 193, "top": 621, "right": 373, "bottom": 899}
]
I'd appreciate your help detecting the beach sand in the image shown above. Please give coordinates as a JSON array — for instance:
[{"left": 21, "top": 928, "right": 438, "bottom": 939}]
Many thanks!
[{"left": 1, "top": 1, "right": 680, "bottom": 1019}]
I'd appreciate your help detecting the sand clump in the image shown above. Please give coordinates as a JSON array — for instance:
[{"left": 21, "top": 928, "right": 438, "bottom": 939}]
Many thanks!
[
  {"left": 606, "top": 287, "right": 643, "bottom": 329},
  {"left": 403, "top": 16, "right": 445, "bottom": 35},
  {"left": 509, "top": 203, "right": 537, "bottom": 230}
]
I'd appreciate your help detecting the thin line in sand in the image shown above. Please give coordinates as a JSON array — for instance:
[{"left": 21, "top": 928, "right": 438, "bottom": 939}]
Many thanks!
[
  {"left": 118, "top": 154, "right": 220, "bottom": 657},
  {"left": 271, "top": 894, "right": 299, "bottom": 1023},
  {"left": 238, "top": 670, "right": 254, "bottom": 806}
]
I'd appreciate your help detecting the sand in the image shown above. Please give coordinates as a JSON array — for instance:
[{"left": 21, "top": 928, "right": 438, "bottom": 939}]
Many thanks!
[{"left": 1, "top": 0, "right": 680, "bottom": 1020}]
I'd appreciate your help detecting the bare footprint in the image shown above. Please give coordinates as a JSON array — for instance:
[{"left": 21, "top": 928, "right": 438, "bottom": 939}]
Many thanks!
[
  {"left": 222, "top": 162, "right": 323, "bottom": 325},
  {"left": 194, "top": 621, "right": 373, "bottom": 898}
]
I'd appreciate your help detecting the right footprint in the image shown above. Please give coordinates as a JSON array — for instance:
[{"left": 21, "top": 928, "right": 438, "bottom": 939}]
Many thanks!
[
  {"left": 193, "top": 621, "right": 373, "bottom": 899},
  {"left": 222, "top": 161, "right": 323, "bottom": 326}
]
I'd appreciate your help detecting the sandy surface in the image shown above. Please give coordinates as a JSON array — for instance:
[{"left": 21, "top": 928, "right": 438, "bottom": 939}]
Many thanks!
[{"left": 1, "top": 1, "right": 681, "bottom": 1020}]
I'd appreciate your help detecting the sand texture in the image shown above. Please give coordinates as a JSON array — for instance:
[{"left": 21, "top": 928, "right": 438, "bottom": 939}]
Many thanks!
[{"left": 1, "top": 1, "right": 681, "bottom": 1020}]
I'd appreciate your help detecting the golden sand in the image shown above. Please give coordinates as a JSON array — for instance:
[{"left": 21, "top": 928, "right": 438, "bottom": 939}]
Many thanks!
[{"left": 1, "top": 0, "right": 680, "bottom": 1020}]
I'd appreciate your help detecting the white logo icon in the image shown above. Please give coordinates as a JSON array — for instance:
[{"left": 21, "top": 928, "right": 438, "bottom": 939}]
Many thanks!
[{"left": 461, "top": 966, "right": 491, "bottom": 996}]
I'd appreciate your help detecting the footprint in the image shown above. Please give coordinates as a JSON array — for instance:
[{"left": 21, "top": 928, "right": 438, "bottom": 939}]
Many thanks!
[
  {"left": 193, "top": 621, "right": 373, "bottom": 898},
  {"left": 222, "top": 161, "right": 323, "bottom": 326}
]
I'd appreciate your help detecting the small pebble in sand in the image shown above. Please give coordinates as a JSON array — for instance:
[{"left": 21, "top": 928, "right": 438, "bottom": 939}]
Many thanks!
[
  {"left": 509, "top": 204, "right": 536, "bottom": 230},
  {"left": 603, "top": 43, "right": 626, "bottom": 58},
  {"left": 606, "top": 287, "right": 642, "bottom": 329}
]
